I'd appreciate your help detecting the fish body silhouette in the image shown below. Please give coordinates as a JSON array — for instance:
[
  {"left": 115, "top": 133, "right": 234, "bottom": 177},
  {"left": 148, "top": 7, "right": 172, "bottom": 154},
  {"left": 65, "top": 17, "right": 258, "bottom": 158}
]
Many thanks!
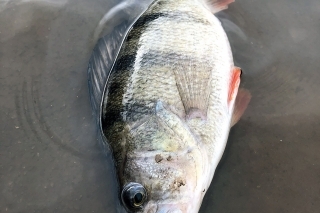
[{"left": 88, "top": 0, "right": 251, "bottom": 212}]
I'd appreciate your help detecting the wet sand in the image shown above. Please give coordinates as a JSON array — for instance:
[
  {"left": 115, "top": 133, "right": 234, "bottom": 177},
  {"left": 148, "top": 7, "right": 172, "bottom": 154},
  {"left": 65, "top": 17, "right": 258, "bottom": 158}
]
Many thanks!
[{"left": 1, "top": 0, "right": 320, "bottom": 212}]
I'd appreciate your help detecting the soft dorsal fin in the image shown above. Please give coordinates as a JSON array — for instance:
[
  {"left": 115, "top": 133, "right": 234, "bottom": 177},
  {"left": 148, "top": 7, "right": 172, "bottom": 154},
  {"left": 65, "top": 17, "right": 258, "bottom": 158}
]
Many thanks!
[{"left": 231, "top": 88, "right": 251, "bottom": 127}]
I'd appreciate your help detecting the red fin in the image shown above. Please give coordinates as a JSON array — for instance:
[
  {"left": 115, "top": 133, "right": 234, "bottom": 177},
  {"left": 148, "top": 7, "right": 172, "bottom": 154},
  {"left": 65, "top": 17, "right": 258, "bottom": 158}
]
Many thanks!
[
  {"left": 207, "top": 0, "right": 235, "bottom": 13},
  {"left": 228, "top": 66, "right": 242, "bottom": 107},
  {"left": 231, "top": 88, "right": 251, "bottom": 127}
]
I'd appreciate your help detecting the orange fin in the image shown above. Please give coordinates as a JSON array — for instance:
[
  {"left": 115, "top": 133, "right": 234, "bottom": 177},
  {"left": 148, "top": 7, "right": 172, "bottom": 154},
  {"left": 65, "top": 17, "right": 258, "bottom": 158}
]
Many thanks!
[
  {"left": 231, "top": 88, "right": 251, "bottom": 127},
  {"left": 206, "top": 0, "right": 235, "bottom": 13},
  {"left": 228, "top": 66, "right": 242, "bottom": 107}
]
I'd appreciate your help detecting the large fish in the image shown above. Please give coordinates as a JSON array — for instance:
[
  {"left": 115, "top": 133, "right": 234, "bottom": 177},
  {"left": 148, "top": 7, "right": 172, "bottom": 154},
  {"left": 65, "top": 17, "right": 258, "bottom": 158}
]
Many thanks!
[{"left": 88, "top": 0, "right": 251, "bottom": 212}]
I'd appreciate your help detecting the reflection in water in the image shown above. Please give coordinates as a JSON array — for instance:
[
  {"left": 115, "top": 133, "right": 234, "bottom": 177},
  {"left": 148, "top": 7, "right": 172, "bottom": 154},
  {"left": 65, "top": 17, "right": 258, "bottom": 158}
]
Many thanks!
[
  {"left": 93, "top": 0, "right": 154, "bottom": 41},
  {"left": 1, "top": 0, "right": 320, "bottom": 212}
]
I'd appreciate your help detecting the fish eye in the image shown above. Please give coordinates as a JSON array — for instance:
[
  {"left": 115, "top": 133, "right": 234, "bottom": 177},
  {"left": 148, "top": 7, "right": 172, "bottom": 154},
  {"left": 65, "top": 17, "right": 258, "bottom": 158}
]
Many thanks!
[{"left": 121, "top": 182, "right": 147, "bottom": 210}]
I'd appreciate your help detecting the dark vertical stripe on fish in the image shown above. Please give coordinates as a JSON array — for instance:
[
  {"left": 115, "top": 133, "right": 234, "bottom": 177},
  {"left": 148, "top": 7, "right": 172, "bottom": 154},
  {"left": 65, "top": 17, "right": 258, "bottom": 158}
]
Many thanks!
[
  {"left": 124, "top": 100, "right": 156, "bottom": 122},
  {"left": 132, "top": 13, "right": 166, "bottom": 29},
  {"left": 102, "top": 54, "right": 135, "bottom": 130},
  {"left": 132, "top": 12, "right": 211, "bottom": 29},
  {"left": 114, "top": 54, "right": 136, "bottom": 71},
  {"left": 127, "top": 12, "right": 210, "bottom": 42}
]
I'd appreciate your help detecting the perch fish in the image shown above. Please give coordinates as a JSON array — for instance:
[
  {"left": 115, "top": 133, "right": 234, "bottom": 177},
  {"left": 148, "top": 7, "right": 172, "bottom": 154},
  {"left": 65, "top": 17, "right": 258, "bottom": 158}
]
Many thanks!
[{"left": 88, "top": 0, "right": 251, "bottom": 212}]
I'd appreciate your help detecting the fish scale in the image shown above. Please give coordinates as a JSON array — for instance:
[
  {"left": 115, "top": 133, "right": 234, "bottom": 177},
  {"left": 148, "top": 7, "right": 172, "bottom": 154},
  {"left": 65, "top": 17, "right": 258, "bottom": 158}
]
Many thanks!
[
  {"left": 104, "top": 0, "right": 232, "bottom": 208},
  {"left": 88, "top": 0, "right": 251, "bottom": 212}
]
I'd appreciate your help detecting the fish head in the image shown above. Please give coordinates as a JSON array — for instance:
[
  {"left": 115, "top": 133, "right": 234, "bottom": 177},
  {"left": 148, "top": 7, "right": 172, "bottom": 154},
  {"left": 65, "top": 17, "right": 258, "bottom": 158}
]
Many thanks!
[{"left": 119, "top": 101, "right": 208, "bottom": 213}]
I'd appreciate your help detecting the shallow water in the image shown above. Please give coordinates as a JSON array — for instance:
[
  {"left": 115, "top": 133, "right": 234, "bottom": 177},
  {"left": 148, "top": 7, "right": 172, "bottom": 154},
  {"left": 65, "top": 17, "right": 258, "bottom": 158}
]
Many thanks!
[{"left": 1, "top": 0, "right": 320, "bottom": 212}]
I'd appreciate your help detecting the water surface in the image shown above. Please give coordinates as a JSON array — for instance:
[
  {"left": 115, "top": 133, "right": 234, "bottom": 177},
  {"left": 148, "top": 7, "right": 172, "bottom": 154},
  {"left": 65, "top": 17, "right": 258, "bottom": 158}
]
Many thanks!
[{"left": 1, "top": 0, "right": 320, "bottom": 212}]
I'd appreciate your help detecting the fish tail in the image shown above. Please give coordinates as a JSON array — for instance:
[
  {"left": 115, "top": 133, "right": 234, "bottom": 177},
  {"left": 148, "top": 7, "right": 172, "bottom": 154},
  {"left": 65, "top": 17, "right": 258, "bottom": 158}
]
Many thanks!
[{"left": 199, "top": 0, "right": 235, "bottom": 13}]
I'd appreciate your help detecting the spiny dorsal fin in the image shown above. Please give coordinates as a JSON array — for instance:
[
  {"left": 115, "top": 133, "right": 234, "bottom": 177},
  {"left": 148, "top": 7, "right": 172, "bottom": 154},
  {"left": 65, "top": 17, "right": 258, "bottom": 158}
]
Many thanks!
[{"left": 88, "top": 24, "right": 126, "bottom": 115}]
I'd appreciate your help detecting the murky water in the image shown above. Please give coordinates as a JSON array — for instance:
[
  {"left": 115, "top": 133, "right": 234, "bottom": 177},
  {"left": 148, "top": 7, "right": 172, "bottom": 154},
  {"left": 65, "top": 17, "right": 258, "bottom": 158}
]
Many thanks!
[{"left": 1, "top": 0, "right": 320, "bottom": 212}]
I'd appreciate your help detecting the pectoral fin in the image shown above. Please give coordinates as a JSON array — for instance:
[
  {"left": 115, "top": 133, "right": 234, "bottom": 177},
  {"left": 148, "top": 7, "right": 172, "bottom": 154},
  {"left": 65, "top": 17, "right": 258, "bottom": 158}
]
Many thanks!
[
  {"left": 173, "top": 59, "right": 212, "bottom": 121},
  {"left": 155, "top": 101, "right": 199, "bottom": 147}
]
